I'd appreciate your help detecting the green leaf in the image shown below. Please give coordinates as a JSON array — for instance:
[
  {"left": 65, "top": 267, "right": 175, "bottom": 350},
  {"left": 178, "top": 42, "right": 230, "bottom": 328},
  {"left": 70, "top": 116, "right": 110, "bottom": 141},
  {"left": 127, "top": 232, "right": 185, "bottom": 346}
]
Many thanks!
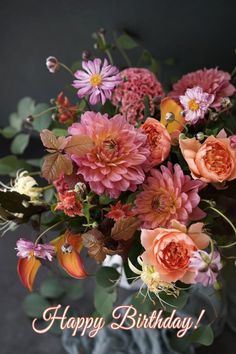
[
  {"left": 0, "top": 155, "right": 31, "bottom": 175},
  {"left": 96, "top": 266, "right": 120, "bottom": 288},
  {"left": 117, "top": 34, "right": 138, "bottom": 50},
  {"left": 71, "top": 61, "right": 82, "bottom": 72},
  {"left": 131, "top": 294, "right": 155, "bottom": 314},
  {"left": 40, "top": 278, "right": 65, "bottom": 299},
  {"left": 9, "top": 112, "right": 22, "bottom": 131},
  {"left": 78, "top": 99, "right": 87, "bottom": 113},
  {"left": 99, "top": 194, "right": 114, "bottom": 205},
  {"left": 144, "top": 95, "right": 150, "bottom": 119},
  {"left": 32, "top": 103, "right": 52, "bottom": 132},
  {"left": 26, "top": 158, "right": 43, "bottom": 167},
  {"left": 0, "top": 126, "right": 17, "bottom": 138},
  {"left": 44, "top": 188, "right": 55, "bottom": 203},
  {"left": 124, "top": 232, "right": 143, "bottom": 284},
  {"left": 52, "top": 128, "right": 68, "bottom": 137},
  {"left": 191, "top": 325, "right": 214, "bottom": 346},
  {"left": 23, "top": 293, "right": 50, "bottom": 318},
  {"left": 65, "top": 282, "right": 84, "bottom": 300},
  {"left": 94, "top": 285, "right": 117, "bottom": 317},
  {"left": 157, "top": 291, "right": 188, "bottom": 312},
  {"left": 17, "top": 97, "right": 35, "bottom": 118},
  {"left": 11, "top": 133, "right": 30, "bottom": 155}
]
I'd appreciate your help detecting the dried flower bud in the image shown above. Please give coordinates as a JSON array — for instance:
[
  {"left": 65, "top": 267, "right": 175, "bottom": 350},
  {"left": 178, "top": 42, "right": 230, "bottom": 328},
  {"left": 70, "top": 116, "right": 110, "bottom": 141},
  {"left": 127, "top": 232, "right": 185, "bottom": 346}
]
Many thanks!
[
  {"left": 209, "top": 111, "right": 218, "bottom": 121},
  {"left": 196, "top": 132, "right": 205, "bottom": 141},
  {"left": 74, "top": 182, "right": 87, "bottom": 197},
  {"left": 46, "top": 56, "right": 60, "bottom": 73},
  {"left": 82, "top": 50, "right": 92, "bottom": 61},
  {"left": 25, "top": 115, "right": 34, "bottom": 123},
  {"left": 221, "top": 97, "right": 231, "bottom": 109},
  {"left": 165, "top": 112, "right": 175, "bottom": 123}
]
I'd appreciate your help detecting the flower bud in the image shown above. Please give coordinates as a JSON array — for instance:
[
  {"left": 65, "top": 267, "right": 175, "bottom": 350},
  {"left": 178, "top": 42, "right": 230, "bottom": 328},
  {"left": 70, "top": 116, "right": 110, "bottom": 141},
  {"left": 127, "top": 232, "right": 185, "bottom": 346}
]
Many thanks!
[
  {"left": 82, "top": 50, "right": 92, "bottom": 61},
  {"left": 209, "top": 111, "right": 218, "bottom": 121},
  {"left": 46, "top": 56, "right": 60, "bottom": 73},
  {"left": 74, "top": 182, "right": 87, "bottom": 197},
  {"left": 25, "top": 115, "right": 34, "bottom": 123},
  {"left": 221, "top": 97, "right": 231, "bottom": 108},
  {"left": 98, "top": 27, "right": 106, "bottom": 35},
  {"left": 196, "top": 132, "right": 205, "bottom": 141},
  {"left": 165, "top": 112, "right": 175, "bottom": 123},
  {"left": 230, "top": 135, "right": 236, "bottom": 149}
]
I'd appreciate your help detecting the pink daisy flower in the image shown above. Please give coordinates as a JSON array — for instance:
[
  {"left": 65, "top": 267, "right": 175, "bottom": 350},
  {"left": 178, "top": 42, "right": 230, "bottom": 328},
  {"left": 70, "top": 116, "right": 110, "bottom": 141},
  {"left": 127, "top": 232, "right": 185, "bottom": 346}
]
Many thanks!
[
  {"left": 72, "top": 58, "right": 121, "bottom": 105},
  {"left": 16, "top": 239, "right": 55, "bottom": 261},
  {"left": 112, "top": 68, "right": 163, "bottom": 124},
  {"left": 180, "top": 86, "right": 215, "bottom": 124},
  {"left": 135, "top": 163, "right": 206, "bottom": 229},
  {"left": 68, "top": 111, "right": 150, "bottom": 198},
  {"left": 170, "top": 68, "right": 235, "bottom": 110}
]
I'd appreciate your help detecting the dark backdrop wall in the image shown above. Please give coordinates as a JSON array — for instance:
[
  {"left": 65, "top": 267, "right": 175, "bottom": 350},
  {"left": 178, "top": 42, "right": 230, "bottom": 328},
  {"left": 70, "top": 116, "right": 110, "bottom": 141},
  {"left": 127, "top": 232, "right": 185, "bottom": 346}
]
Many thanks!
[{"left": 0, "top": 0, "right": 235, "bottom": 126}]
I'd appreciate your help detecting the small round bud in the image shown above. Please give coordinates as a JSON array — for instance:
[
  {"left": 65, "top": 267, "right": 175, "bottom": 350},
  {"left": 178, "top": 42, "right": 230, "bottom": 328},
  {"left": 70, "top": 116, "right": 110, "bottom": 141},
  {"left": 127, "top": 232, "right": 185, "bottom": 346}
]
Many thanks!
[
  {"left": 82, "top": 50, "right": 92, "bottom": 61},
  {"left": 74, "top": 182, "right": 87, "bottom": 197},
  {"left": 98, "top": 27, "right": 106, "bottom": 35},
  {"left": 196, "top": 132, "right": 205, "bottom": 141},
  {"left": 179, "top": 133, "right": 186, "bottom": 140},
  {"left": 25, "top": 115, "right": 34, "bottom": 123},
  {"left": 165, "top": 112, "right": 175, "bottom": 123},
  {"left": 209, "top": 112, "right": 218, "bottom": 121},
  {"left": 46, "top": 56, "right": 60, "bottom": 73},
  {"left": 50, "top": 98, "right": 55, "bottom": 105},
  {"left": 51, "top": 113, "right": 57, "bottom": 121},
  {"left": 221, "top": 97, "right": 231, "bottom": 109},
  {"left": 93, "top": 43, "right": 98, "bottom": 50},
  {"left": 230, "top": 135, "right": 236, "bottom": 149}
]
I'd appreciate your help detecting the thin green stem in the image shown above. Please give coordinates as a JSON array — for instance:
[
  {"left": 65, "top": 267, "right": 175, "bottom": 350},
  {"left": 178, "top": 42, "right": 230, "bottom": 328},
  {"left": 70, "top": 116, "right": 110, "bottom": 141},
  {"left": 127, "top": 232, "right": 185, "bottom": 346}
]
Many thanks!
[
  {"left": 35, "top": 220, "right": 64, "bottom": 245},
  {"left": 99, "top": 33, "right": 114, "bottom": 64},
  {"left": 113, "top": 31, "right": 132, "bottom": 67},
  {"left": 33, "top": 106, "right": 57, "bottom": 118},
  {"left": 59, "top": 62, "right": 74, "bottom": 76}
]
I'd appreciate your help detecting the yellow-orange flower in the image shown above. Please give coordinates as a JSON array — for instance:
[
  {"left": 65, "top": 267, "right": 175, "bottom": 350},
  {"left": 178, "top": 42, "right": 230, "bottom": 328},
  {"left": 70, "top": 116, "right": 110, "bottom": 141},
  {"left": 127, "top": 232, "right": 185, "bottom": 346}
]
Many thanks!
[{"left": 160, "top": 97, "right": 185, "bottom": 134}]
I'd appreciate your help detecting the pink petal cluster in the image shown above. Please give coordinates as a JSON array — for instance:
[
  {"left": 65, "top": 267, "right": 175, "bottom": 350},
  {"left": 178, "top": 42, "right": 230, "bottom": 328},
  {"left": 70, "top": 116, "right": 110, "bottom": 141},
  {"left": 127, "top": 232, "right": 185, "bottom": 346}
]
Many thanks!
[
  {"left": 16, "top": 239, "right": 55, "bottom": 261},
  {"left": 73, "top": 58, "right": 121, "bottom": 105},
  {"left": 180, "top": 86, "right": 215, "bottom": 124},
  {"left": 112, "top": 68, "right": 163, "bottom": 124},
  {"left": 190, "top": 250, "right": 222, "bottom": 286},
  {"left": 170, "top": 68, "right": 235, "bottom": 110},
  {"left": 68, "top": 111, "right": 150, "bottom": 198},
  {"left": 135, "top": 163, "right": 206, "bottom": 229}
]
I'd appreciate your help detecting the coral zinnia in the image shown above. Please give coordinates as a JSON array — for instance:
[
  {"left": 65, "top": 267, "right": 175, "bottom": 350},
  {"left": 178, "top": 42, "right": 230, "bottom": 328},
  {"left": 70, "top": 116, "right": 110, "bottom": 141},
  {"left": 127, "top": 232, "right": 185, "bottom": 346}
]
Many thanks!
[
  {"left": 112, "top": 68, "right": 163, "bottom": 124},
  {"left": 170, "top": 68, "right": 235, "bottom": 110},
  {"left": 68, "top": 112, "right": 150, "bottom": 198},
  {"left": 135, "top": 163, "right": 206, "bottom": 229},
  {"left": 72, "top": 58, "right": 121, "bottom": 105}
]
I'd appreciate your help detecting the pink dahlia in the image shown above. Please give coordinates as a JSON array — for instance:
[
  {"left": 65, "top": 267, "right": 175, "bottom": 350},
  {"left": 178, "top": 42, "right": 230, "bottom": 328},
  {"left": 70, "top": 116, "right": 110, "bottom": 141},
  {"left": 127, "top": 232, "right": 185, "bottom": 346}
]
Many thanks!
[
  {"left": 135, "top": 163, "right": 206, "bottom": 229},
  {"left": 68, "top": 111, "right": 150, "bottom": 198},
  {"left": 16, "top": 239, "right": 55, "bottom": 261},
  {"left": 112, "top": 68, "right": 164, "bottom": 124},
  {"left": 170, "top": 68, "right": 235, "bottom": 110},
  {"left": 180, "top": 86, "right": 215, "bottom": 124},
  {"left": 72, "top": 58, "right": 121, "bottom": 105}
]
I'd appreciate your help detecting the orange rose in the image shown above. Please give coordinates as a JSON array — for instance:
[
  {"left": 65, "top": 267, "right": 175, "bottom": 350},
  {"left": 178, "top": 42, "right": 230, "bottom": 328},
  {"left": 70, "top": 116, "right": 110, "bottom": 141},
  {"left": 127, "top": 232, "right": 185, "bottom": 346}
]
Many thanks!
[
  {"left": 141, "top": 221, "right": 210, "bottom": 283},
  {"left": 179, "top": 130, "right": 236, "bottom": 183},
  {"left": 142, "top": 118, "right": 171, "bottom": 167}
]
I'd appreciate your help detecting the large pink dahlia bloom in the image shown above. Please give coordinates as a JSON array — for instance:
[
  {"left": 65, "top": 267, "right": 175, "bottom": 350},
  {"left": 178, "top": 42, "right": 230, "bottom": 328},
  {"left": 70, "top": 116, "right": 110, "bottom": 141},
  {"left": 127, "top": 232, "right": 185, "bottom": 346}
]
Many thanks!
[
  {"left": 112, "top": 68, "right": 163, "bottom": 124},
  {"left": 68, "top": 112, "right": 150, "bottom": 198},
  {"left": 135, "top": 163, "right": 206, "bottom": 229},
  {"left": 170, "top": 68, "right": 235, "bottom": 110}
]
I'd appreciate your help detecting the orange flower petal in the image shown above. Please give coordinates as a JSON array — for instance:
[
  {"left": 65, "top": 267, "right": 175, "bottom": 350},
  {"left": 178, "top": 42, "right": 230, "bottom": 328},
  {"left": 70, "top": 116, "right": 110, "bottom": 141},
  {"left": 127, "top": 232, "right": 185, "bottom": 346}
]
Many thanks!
[
  {"left": 160, "top": 97, "right": 185, "bottom": 134},
  {"left": 17, "top": 256, "right": 41, "bottom": 291},
  {"left": 57, "top": 250, "right": 87, "bottom": 279}
]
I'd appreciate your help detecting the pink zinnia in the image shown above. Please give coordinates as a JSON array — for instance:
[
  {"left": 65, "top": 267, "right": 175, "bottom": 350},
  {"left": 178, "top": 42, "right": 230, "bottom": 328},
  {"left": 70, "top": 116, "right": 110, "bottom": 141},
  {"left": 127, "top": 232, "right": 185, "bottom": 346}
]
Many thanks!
[
  {"left": 16, "top": 239, "right": 55, "bottom": 261},
  {"left": 72, "top": 58, "right": 121, "bottom": 105},
  {"left": 135, "top": 163, "right": 206, "bottom": 229},
  {"left": 180, "top": 86, "right": 215, "bottom": 124},
  {"left": 170, "top": 68, "right": 235, "bottom": 110},
  {"left": 112, "top": 68, "right": 163, "bottom": 124},
  {"left": 68, "top": 111, "right": 150, "bottom": 198}
]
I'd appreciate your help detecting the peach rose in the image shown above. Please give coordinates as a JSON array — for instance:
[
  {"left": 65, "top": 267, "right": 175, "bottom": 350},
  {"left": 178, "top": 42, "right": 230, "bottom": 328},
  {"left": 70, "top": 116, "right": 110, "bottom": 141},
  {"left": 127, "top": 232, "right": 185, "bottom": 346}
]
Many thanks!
[
  {"left": 179, "top": 130, "right": 236, "bottom": 183},
  {"left": 141, "top": 220, "right": 210, "bottom": 283},
  {"left": 142, "top": 118, "right": 171, "bottom": 167}
]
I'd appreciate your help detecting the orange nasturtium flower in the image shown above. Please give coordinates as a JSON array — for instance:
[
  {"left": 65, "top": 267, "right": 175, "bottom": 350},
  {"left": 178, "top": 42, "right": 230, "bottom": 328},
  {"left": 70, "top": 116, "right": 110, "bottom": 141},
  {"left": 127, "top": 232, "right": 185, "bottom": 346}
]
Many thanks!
[
  {"left": 51, "top": 230, "right": 87, "bottom": 279},
  {"left": 160, "top": 97, "right": 185, "bottom": 134}
]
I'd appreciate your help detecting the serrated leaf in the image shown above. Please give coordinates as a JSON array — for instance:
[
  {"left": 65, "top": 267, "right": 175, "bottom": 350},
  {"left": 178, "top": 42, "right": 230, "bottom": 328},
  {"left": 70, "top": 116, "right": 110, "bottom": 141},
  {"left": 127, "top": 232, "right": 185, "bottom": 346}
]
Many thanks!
[
  {"left": 23, "top": 293, "right": 50, "bottom": 318},
  {"left": 117, "top": 34, "right": 138, "bottom": 49},
  {"left": 41, "top": 153, "right": 73, "bottom": 182},
  {"left": 111, "top": 216, "right": 140, "bottom": 241},
  {"left": 40, "top": 277, "right": 64, "bottom": 299},
  {"left": 11, "top": 133, "right": 30, "bottom": 155},
  {"left": 96, "top": 266, "right": 120, "bottom": 288},
  {"left": 32, "top": 103, "right": 52, "bottom": 132}
]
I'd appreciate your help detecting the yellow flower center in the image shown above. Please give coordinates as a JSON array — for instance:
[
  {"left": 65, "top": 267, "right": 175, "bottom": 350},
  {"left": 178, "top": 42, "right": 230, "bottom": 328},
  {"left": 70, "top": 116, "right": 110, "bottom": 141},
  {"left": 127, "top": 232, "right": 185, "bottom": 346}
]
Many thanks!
[
  {"left": 90, "top": 74, "right": 102, "bottom": 87},
  {"left": 188, "top": 99, "right": 199, "bottom": 111}
]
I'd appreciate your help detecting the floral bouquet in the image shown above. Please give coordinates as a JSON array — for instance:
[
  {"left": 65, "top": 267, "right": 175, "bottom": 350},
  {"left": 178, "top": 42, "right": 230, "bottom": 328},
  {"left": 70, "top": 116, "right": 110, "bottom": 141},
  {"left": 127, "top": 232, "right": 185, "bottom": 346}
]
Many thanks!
[{"left": 1, "top": 30, "right": 236, "bottom": 350}]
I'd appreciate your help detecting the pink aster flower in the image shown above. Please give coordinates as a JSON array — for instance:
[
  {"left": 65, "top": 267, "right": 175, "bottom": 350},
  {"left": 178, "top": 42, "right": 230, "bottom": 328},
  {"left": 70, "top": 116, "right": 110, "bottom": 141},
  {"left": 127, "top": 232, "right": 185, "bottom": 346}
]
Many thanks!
[
  {"left": 180, "top": 86, "right": 215, "bottom": 124},
  {"left": 112, "top": 68, "right": 164, "bottom": 124},
  {"left": 135, "top": 163, "right": 206, "bottom": 229},
  {"left": 72, "top": 58, "right": 121, "bottom": 105},
  {"left": 16, "top": 239, "right": 55, "bottom": 261},
  {"left": 170, "top": 68, "right": 235, "bottom": 110},
  {"left": 190, "top": 249, "right": 222, "bottom": 287},
  {"left": 68, "top": 111, "right": 150, "bottom": 198}
]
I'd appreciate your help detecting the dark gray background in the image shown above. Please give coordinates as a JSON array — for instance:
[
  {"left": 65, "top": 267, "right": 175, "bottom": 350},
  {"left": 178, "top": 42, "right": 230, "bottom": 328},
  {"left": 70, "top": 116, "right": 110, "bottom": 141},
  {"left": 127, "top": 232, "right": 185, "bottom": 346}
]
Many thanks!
[{"left": 0, "top": 0, "right": 236, "bottom": 353}]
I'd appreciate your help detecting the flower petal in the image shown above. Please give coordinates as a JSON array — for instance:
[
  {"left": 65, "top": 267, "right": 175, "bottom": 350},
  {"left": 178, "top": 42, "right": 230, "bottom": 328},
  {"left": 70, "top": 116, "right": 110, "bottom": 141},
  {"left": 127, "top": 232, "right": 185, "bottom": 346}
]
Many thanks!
[
  {"left": 17, "top": 256, "right": 41, "bottom": 291},
  {"left": 57, "top": 250, "right": 87, "bottom": 279}
]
